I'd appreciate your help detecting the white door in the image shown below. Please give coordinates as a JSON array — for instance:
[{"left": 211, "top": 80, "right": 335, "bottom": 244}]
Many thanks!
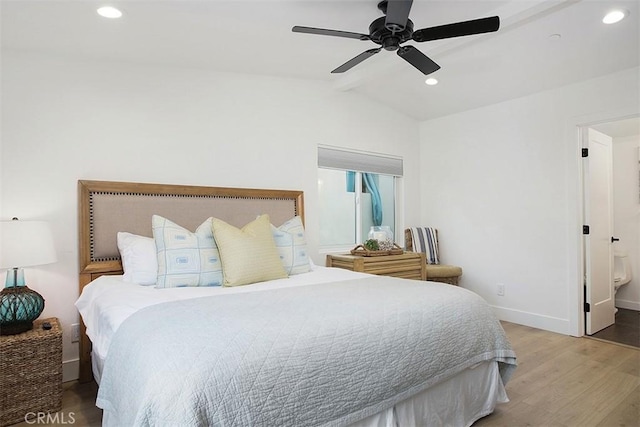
[{"left": 584, "top": 128, "right": 615, "bottom": 335}]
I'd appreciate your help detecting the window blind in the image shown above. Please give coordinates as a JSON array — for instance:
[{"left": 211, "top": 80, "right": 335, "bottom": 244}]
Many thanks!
[{"left": 317, "top": 146, "right": 403, "bottom": 176}]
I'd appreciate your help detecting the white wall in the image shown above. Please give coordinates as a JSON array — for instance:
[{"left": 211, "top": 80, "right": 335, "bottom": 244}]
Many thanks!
[
  {"left": 0, "top": 51, "right": 421, "bottom": 380},
  {"left": 419, "top": 67, "right": 640, "bottom": 335},
  {"left": 613, "top": 134, "right": 640, "bottom": 310}
]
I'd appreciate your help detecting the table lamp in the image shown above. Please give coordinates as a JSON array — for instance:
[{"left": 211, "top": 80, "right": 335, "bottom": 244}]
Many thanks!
[{"left": 0, "top": 218, "right": 57, "bottom": 335}]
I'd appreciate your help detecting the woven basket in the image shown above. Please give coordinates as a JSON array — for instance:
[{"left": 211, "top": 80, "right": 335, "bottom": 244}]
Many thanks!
[
  {"left": 0, "top": 318, "right": 63, "bottom": 427},
  {"left": 350, "top": 243, "right": 404, "bottom": 257}
]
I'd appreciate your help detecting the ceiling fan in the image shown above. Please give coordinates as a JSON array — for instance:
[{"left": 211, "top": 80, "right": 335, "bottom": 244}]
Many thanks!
[{"left": 292, "top": 0, "right": 500, "bottom": 75}]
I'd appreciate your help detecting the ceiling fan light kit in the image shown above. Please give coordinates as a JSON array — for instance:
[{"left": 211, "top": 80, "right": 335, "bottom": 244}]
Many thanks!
[{"left": 292, "top": 0, "right": 500, "bottom": 75}]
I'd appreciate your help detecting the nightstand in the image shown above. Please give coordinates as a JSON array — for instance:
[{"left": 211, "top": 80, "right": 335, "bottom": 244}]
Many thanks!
[
  {"left": 0, "top": 318, "right": 63, "bottom": 427},
  {"left": 326, "top": 252, "right": 426, "bottom": 280}
]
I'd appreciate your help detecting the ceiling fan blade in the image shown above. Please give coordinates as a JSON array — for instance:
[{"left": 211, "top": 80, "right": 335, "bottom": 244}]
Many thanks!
[
  {"left": 397, "top": 46, "right": 440, "bottom": 75},
  {"left": 292, "top": 26, "right": 370, "bottom": 41},
  {"left": 332, "top": 48, "right": 382, "bottom": 73},
  {"left": 412, "top": 16, "right": 500, "bottom": 42},
  {"left": 385, "top": 0, "right": 413, "bottom": 32}
]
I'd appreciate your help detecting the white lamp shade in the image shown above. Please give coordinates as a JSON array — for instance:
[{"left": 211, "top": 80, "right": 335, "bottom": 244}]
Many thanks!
[{"left": 0, "top": 220, "right": 57, "bottom": 269}]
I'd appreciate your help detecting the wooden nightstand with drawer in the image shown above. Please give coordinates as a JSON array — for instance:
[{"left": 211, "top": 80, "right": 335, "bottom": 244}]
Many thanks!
[
  {"left": 326, "top": 252, "right": 426, "bottom": 281},
  {"left": 0, "top": 317, "right": 63, "bottom": 427}
]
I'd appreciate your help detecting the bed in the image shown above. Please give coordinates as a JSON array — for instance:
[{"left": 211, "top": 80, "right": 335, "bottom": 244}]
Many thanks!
[{"left": 75, "top": 180, "right": 516, "bottom": 427}]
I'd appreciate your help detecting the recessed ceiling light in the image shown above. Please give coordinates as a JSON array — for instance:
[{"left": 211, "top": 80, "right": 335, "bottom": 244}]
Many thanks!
[
  {"left": 602, "top": 10, "right": 627, "bottom": 24},
  {"left": 425, "top": 78, "right": 438, "bottom": 86},
  {"left": 97, "top": 6, "right": 122, "bottom": 19}
]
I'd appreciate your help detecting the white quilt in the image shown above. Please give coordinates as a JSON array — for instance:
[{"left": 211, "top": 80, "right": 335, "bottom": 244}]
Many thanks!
[
  {"left": 76, "top": 266, "right": 373, "bottom": 368},
  {"left": 94, "top": 275, "right": 516, "bottom": 426}
]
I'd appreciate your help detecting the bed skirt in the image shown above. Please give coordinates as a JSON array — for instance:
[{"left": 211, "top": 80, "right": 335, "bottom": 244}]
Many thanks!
[{"left": 102, "top": 360, "right": 505, "bottom": 427}]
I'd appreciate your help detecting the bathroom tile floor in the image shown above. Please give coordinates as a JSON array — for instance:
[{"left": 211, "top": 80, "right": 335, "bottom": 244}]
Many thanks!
[{"left": 591, "top": 308, "right": 640, "bottom": 348}]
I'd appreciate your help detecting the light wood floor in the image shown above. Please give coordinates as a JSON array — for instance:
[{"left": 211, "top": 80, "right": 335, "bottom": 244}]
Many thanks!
[
  {"left": 475, "top": 322, "right": 639, "bottom": 426},
  {"left": 11, "top": 322, "right": 639, "bottom": 427}
]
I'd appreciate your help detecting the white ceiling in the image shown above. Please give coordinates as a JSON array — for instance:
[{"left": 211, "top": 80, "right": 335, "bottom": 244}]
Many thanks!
[
  {"left": 593, "top": 117, "right": 640, "bottom": 138},
  {"left": 1, "top": 0, "right": 638, "bottom": 121}
]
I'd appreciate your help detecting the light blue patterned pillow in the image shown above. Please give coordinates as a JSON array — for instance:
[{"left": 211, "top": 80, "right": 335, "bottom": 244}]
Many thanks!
[
  {"left": 152, "top": 215, "right": 223, "bottom": 288},
  {"left": 271, "top": 216, "right": 310, "bottom": 275}
]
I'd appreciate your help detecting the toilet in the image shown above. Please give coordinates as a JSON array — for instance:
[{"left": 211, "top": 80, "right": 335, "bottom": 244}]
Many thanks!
[
  {"left": 614, "top": 249, "right": 632, "bottom": 311},
  {"left": 614, "top": 249, "right": 632, "bottom": 290}
]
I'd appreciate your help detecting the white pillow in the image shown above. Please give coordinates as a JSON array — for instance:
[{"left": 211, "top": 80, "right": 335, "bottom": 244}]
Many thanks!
[
  {"left": 153, "top": 215, "right": 223, "bottom": 288},
  {"left": 271, "top": 216, "right": 311, "bottom": 275},
  {"left": 117, "top": 232, "right": 158, "bottom": 286}
]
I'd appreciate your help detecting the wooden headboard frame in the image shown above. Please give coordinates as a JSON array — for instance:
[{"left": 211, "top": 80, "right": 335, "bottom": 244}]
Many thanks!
[{"left": 77, "top": 180, "right": 304, "bottom": 382}]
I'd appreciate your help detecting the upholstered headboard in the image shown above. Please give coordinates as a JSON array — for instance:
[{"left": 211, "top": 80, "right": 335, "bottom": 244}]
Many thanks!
[{"left": 77, "top": 180, "right": 304, "bottom": 381}]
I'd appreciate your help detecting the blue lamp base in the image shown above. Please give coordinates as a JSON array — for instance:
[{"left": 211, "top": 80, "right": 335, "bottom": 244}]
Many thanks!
[{"left": 0, "top": 268, "right": 45, "bottom": 336}]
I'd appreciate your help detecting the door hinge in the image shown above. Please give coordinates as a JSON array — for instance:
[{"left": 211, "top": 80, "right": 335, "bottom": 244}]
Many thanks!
[
  {"left": 583, "top": 225, "right": 590, "bottom": 235},
  {"left": 582, "top": 148, "right": 589, "bottom": 157},
  {"left": 584, "top": 302, "right": 591, "bottom": 313}
]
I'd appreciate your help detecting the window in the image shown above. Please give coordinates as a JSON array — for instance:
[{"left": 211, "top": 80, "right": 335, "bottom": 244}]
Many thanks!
[{"left": 317, "top": 146, "right": 402, "bottom": 250}]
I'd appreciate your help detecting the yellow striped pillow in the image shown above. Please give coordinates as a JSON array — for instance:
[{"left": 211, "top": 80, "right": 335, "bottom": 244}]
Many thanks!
[{"left": 211, "top": 214, "right": 287, "bottom": 287}]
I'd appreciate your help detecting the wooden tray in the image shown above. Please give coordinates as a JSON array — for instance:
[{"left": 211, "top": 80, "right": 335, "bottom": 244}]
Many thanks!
[{"left": 350, "top": 243, "right": 404, "bottom": 257}]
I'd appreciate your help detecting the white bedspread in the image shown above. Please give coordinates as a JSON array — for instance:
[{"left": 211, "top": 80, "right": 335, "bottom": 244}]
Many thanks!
[
  {"left": 89, "top": 274, "right": 516, "bottom": 426},
  {"left": 76, "top": 266, "right": 373, "bottom": 364}
]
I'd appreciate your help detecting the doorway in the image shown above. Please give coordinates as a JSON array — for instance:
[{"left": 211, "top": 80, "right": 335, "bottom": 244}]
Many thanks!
[{"left": 581, "top": 116, "right": 640, "bottom": 345}]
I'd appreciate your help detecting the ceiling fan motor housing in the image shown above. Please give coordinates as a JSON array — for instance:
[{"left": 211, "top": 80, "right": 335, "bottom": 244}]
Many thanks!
[{"left": 369, "top": 16, "right": 414, "bottom": 51}]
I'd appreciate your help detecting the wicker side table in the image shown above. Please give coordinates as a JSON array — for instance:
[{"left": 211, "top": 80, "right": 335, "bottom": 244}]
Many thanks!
[
  {"left": 0, "top": 318, "right": 63, "bottom": 427},
  {"left": 326, "top": 252, "right": 426, "bottom": 281}
]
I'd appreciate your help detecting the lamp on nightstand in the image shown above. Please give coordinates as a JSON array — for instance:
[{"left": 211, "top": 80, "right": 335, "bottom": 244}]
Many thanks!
[{"left": 0, "top": 218, "right": 57, "bottom": 335}]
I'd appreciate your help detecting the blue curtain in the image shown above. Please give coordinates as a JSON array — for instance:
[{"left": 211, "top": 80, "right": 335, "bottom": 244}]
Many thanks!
[
  {"left": 346, "top": 171, "right": 356, "bottom": 193},
  {"left": 346, "top": 171, "right": 383, "bottom": 226},
  {"left": 363, "top": 173, "right": 382, "bottom": 226}
]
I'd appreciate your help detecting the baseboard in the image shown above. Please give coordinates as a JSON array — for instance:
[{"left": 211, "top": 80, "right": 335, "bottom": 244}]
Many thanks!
[
  {"left": 491, "top": 305, "right": 571, "bottom": 335},
  {"left": 615, "top": 299, "right": 640, "bottom": 311},
  {"left": 63, "top": 358, "right": 79, "bottom": 383}
]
